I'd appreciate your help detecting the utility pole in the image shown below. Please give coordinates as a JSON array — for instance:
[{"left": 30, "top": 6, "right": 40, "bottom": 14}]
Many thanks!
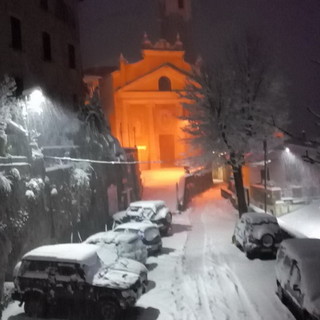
[{"left": 263, "top": 139, "right": 267, "bottom": 213}]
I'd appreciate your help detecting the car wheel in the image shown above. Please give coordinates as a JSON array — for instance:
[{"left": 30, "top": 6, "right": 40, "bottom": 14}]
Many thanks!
[
  {"left": 100, "top": 300, "right": 120, "bottom": 320},
  {"left": 261, "top": 234, "right": 274, "bottom": 248},
  {"left": 24, "top": 293, "right": 46, "bottom": 318}
]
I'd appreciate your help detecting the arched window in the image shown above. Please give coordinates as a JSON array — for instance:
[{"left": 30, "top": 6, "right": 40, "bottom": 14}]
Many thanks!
[{"left": 158, "top": 76, "right": 172, "bottom": 91}]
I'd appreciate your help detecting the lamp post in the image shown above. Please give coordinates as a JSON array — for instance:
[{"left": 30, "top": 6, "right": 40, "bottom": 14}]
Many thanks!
[{"left": 22, "top": 87, "right": 44, "bottom": 160}]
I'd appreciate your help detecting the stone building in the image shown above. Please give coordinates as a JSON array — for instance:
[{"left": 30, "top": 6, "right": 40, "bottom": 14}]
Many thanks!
[{"left": 0, "top": 0, "right": 82, "bottom": 108}]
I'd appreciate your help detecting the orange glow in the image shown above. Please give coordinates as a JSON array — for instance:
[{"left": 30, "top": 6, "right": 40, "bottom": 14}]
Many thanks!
[
  {"left": 274, "top": 131, "right": 284, "bottom": 138},
  {"left": 141, "top": 168, "right": 185, "bottom": 187},
  {"left": 108, "top": 41, "right": 193, "bottom": 170}
]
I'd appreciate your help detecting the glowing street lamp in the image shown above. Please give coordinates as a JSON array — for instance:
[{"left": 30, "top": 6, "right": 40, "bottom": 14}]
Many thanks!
[{"left": 24, "top": 88, "right": 45, "bottom": 115}]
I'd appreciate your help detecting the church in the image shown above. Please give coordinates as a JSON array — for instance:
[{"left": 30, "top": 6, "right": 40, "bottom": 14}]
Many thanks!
[{"left": 84, "top": 0, "right": 195, "bottom": 169}]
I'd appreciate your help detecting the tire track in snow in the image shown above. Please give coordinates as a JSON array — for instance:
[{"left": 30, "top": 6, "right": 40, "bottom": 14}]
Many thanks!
[{"left": 175, "top": 192, "right": 264, "bottom": 320}]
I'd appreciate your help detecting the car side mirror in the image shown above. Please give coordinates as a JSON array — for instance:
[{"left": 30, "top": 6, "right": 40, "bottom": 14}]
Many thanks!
[{"left": 293, "top": 284, "right": 301, "bottom": 294}]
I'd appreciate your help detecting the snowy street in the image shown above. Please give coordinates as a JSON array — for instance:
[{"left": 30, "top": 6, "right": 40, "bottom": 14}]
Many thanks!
[
  {"left": 4, "top": 169, "right": 295, "bottom": 320},
  {"left": 136, "top": 169, "right": 295, "bottom": 320}
]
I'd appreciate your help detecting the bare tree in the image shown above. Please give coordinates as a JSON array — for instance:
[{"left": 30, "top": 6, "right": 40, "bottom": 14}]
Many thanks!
[{"left": 181, "top": 34, "right": 288, "bottom": 216}]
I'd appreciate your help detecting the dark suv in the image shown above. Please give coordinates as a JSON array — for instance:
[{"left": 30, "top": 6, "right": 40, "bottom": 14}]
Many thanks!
[{"left": 12, "top": 243, "right": 146, "bottom": 319}]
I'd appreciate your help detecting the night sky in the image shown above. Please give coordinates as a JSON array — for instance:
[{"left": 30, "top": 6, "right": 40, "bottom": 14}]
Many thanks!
[{"left": 79, "top": 0, "right": 320, "bottom": 137}]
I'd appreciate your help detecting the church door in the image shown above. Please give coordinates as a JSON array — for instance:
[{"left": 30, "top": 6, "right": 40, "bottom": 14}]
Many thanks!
[{"left": 159, "top": 134, "right": 175, "bottom": 167}]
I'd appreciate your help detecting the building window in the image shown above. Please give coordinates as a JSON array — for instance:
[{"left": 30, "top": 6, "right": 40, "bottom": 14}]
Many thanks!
[
  {"left": 178, "top": 0, "right": 184, "bottom": 9},
  {"left": 40, "top": 0, "right": 48, "bottom": 10},
  {"left": 42, "top": 32, "right": 52, "bottom": 61},
  {"left": 158, "top": 77, "right": 172, "bottom": 91},
  {"left": 10, "top": 17, "right": 22, "bottom": 50},
  {"left": 68, "top": 44, "right": 76, "bottom": 69}
]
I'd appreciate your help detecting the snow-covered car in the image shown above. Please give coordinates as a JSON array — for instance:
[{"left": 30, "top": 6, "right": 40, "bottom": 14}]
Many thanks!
[
  {"left": 113, "top": 200, "right": 172, "bottom": 235},
  {"left": 84, "top": 230, "right": 148, "bottom": 264},
  {"left": 114, "top": 221, "right": 162, "bottom": 255},
  {"left": 12, "top": 243, "right": 147, "bottom": 320},
  {"left": 275, "top": 239, "right": 320, "bottom": 320},
  {"left": 232, "top": 212, "right": 282, "bottom": 259}
]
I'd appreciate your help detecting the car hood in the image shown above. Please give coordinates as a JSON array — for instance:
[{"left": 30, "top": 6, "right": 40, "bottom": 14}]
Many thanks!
[
  {"left": 92, "top": 268, "right": 140, "bottom": 289},
  {"left": 110, "top": 257, "right": 147, "bottom": 275}
]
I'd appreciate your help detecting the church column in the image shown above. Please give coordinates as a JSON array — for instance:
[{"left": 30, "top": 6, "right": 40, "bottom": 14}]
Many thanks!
[
  {"left": 121, "top": 100, "right": 129, "bottom": 147},
  {"left": 147, "top": 102, "right": 158, "bottom": 169}
]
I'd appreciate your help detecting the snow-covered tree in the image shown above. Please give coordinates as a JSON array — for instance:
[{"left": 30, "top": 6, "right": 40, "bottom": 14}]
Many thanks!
[
  {"left": 0, "top": 76, "right": 17, "bottom": 156},
  {"left": 181, "top": 34, "right": 288, "bottom": 215}
]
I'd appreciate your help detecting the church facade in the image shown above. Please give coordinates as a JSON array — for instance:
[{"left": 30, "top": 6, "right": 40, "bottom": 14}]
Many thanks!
[
  {"left": 107, "top": 36, "right": 192, "bottom": 169},
  {"left": 83, "top": 0, "right": 194, "bottom": 169}
]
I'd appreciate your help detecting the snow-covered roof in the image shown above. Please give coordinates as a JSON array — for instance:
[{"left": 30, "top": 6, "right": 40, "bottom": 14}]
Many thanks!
[
  {"left": 22, "top": 244, "right": 100, "bottom": 266},
  {"left": 129, "top": 200, "right": 166, "bottom": 211},
  {"left": 278, "top": 200, "right": 320, "bottom": 239},
  {"left": 115, "top": 221, "right": 158, "bottom": 232},
  {"left": 242, "top": 212, "right": 278, "bottom": 224},
  {"left": 84, "top": 231, "right": 139, "bottom": 245}
]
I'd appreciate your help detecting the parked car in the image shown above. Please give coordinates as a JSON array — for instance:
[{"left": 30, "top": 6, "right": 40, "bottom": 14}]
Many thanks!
[
  {"left": 275, "top": 238, "right": 320, "bottom": 320},
  {"left": 232, "top": 212, "right": 283, "bottom": 259},
  {"left": 12, "top": 243, "right": 147, "bottom": 320},
  {"left": 113, "top": 200, "right": 172, "bottom": 235},
  {"left": 114, "top": 221, "right": 162, "bottom": 255},
  {"left": 84, "top": 230, "right": 148, "bottom": 264}
]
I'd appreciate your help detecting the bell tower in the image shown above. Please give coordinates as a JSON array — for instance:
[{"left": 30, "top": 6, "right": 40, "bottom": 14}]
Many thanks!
[{"left": 158, "top": 0, "right": 194, "bottom": 61}]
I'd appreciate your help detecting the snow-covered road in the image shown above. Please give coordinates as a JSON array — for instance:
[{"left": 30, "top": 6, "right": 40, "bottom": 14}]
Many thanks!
[
  {"left": 4, "top": 168, "right": 295, "bottom": 320},
  {"left": 137, "top": 169, "right": 295, "bottom": 320}
]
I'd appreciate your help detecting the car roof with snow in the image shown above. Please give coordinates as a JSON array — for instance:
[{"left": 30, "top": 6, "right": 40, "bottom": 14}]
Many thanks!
[
  {"left": 242, "top": 212, "right": 278, "bottom": 224},
  {"left": 128, "top": 200, "right": 166, "bottom": 210},
  {"left": 22, "top": 243, "right": 100, "bottom": 266},
  {"left": 84, "top": 231, "right": 139, "bottom": 245},
  {"left": 115, "top": 221, "right": 159, "bottom": 232}
]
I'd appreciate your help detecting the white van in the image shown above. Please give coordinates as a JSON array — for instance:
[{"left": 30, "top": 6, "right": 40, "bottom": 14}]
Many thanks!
[{"left": 275, "top": 238, "right": 320, "bottom": 320}]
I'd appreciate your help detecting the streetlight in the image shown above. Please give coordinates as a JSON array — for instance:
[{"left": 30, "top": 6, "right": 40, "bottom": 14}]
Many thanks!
[{"left": 23, "top": 87, "right": 45, "bottom": 115}]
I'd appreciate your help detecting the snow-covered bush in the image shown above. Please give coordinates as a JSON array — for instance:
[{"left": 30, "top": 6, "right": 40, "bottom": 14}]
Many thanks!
[
  {"left": 9, "top": 168, "right": 21, "bottom": 181},
  {"left": 71, "top": 168, "right": 90, "bottom": 189},
  {"left": 9, "top": 210, "right": 28, "bottom": 232},
  {"left": 25, "top": 178, "right": 45, "bottom": 200},
  {"left": 0, "top": 172, "right": 12, "bottom": 195}
]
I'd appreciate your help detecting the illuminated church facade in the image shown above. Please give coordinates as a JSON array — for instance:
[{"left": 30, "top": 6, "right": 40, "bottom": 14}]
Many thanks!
[{"left": 84, "top": 0, "right": 194, "bottom": 169}]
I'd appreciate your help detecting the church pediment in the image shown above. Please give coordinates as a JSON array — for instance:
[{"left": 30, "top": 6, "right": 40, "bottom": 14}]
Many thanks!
[{"left": 116, "top": 63, "right": 191, "bottom": 92}]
